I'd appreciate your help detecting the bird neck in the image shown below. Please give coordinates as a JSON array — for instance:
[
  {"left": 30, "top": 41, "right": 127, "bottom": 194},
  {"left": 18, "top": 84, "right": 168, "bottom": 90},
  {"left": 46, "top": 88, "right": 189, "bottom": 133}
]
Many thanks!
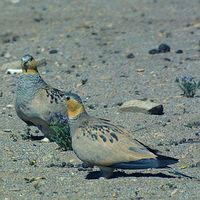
[
  {"left": 23, "top": 68, "right": 39, "bottom": 74},
  {"left": 68, "top": 111, "right": 88, "bottom": 137}
]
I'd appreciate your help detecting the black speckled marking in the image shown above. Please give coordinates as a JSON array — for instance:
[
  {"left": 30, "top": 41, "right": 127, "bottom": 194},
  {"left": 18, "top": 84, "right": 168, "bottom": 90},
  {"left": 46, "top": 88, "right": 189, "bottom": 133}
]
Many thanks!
[
  {"left": 45, "top": 88, "right": 64, "bottom": 104},
  {"left": 109, "top": 137, "right": 113, "bottom": 143},
  {"left": 110, "top": 133, "right": 118, "bottom": 141},
  {"left": 99, "top": 134, "right": 107, "bottom": 142},
  {"left": 91, "top": 134, "right": 98, "bottom": 140}
]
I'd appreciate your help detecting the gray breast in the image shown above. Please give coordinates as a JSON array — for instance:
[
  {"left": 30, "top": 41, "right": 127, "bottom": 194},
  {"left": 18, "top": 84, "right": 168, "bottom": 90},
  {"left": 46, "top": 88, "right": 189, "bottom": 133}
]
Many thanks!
[{"left": 16, "top": 74, "right": 46, "bottom": 104}]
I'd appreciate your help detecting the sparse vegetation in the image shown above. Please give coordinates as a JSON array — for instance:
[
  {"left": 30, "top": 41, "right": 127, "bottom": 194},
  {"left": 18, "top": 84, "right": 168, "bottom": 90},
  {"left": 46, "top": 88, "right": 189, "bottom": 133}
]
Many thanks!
[
  {"left": 48, "top": 113, "right": 72, "bottom": 150},
  {"left": 175, "top": 75, "right": 200, "bottom": 97}
]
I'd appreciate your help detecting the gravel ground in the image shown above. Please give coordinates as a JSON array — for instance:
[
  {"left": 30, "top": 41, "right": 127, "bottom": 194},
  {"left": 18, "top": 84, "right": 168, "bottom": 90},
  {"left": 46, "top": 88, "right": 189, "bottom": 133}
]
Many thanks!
[{"left": 0, "top": 0, "right": 200, "bottom": 199}]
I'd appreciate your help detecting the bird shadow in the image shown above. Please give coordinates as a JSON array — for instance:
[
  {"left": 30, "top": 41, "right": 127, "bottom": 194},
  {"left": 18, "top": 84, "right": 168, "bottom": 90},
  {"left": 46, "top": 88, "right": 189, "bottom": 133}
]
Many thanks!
[{"left": 86, "top": 170, "right": 176, "bottom": 180}]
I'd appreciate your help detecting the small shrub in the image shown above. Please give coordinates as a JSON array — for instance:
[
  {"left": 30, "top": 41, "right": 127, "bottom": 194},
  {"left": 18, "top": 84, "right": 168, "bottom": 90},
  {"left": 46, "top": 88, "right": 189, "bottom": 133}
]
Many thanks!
[
  {"left": 175, "top": 75, "right": 200, "bottom": 97},
  {"left": 48, "top": 113, "right": 72, "bottom": 150}
]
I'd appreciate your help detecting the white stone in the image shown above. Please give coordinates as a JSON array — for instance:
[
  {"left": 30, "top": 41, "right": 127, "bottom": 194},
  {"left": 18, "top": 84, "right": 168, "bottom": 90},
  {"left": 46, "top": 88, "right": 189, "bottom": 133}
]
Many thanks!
[{"left": 119, "top": 99, "right": 163, "bottom": 115}]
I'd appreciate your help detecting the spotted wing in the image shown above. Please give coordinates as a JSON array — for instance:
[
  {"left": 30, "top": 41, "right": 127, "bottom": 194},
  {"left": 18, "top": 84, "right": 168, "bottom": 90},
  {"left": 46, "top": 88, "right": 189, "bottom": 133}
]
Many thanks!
[{"left": 72, "top": 117, "right": 157, "bottom": 167}]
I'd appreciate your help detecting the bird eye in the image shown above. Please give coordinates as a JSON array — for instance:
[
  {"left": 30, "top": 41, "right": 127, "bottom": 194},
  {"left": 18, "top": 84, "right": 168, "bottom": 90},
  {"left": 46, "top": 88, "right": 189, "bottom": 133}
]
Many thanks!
[{"left": 66, "top": 96, "right": 70, "bottom": 101}]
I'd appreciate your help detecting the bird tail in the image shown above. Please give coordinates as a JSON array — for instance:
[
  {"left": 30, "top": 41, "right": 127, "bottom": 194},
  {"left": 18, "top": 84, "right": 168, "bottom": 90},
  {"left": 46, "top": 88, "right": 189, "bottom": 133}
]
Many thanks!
[
  {"left": 112, "top": 154, "right": 178, "bottom": 170},
  {"left": 155, "top": 154, "right": 178, "bottom": 168}
]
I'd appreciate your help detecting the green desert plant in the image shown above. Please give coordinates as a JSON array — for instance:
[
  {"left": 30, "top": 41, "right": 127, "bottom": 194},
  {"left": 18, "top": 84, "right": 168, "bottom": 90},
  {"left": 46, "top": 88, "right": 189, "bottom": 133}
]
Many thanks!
[
  {"left": 175, "top": 75, "right": 200, "bottom": 97},
  {"left": 48, "top": 113, "right": 72, "bottom": 150}
]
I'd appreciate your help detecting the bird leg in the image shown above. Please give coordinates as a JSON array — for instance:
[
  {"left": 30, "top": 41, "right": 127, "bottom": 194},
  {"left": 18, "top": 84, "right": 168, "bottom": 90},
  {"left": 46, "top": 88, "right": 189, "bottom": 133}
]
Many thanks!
[{"left": 99, "top": 166, "right": 114, "bottom": 179}]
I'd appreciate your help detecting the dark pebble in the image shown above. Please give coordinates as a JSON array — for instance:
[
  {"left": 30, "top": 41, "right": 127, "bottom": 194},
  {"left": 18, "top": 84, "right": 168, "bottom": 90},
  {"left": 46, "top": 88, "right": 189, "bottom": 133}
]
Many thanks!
[
  {"left": 49, "top": 49, "right": 58, "bottom": 54},
  {"left": 78, "top": 168, "right": 90, "bottom": 171},
  {"left": 127, "top": 53, "right": 135, "bottom": 59},
  {"left": 179, "top": 138, "right": 187, "bottom": 144},
  {"left": 81, "top": 163, "right": 91, "bottom": 168},
  {"left": 176, "top": 49, "right": 183, "bottom": 54},
  {"left": 158, "top": 43, "right": 171, "bottom": 53},
  {"left": 117, "top": 102, "right": 123, "bottom": 106},
  {"left": 119, "top": 74, "right": 129, "bottom": 78},
  {"left": 34, "top": 130, "right": 39, "bottom": 134},
  {"left": 163, "top": 58, "right": 171, "bottom": 62},
  {"left": 195, "top": 132, "right": 200, "bottom": 137},
  {"left": 88, "top": 104, "right": 98, "bottom": 110},
  {"left": 134, "top": 90, "right": 140, "bottom": 95},
  {"left": 66, "top": 163, "right": 74, "bottom": 168},
  {"left": 81, "top": 79, "right": 88, "bottom": 85},
  {"left": 187, "top": 138, "right": 194, "bottom": 143},
  {"left": 0, "top": 91, "right": 3, "bottom": 97},
  {"left": 148, "top": 49, "right": 160, "bottom": 54},
  {"left": 33, "top": 16, "right": 44, "bottom": 22},
  {"left": 61, "top": 162, "right": 67, "bottom": 167},
  {"left": 46, "top": 163, "right": 56, "bottom": 168}
]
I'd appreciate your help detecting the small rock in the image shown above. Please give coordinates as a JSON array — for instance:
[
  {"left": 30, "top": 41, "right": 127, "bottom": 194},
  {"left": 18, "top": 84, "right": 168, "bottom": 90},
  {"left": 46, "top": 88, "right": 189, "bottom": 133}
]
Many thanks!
[
  {"left": 4, "top": 129, "right": 12, "bottom": 133},
  {"left": 49, "top": 49, "right": 58, "bottom": 54},
  {"left": 76, "top": 83, "right": 83, "bottom": 88},
  {"left": 81, "top": 79, "right": 88, "bottom": 85},
  {"left": 6, "top": 69, "right": 22, "bottom": 75},
  {"left": 149, "top": 43, "right": 170, "bottom": 54},
  {"left": 69, "top": 159, "right": 76, "bottom": 163},
  {"left": 163, "top": 58, "right": 171, "bottom": 62},
  {"left": 176, "top": 49, "right": 183, "bottom": 54},
  {"left": 136, "top": 68, "right": 145, "bottom": 72},
  {"left": 61, "top": 162, "right": 67, "bottom": 167},
  {"left": 148, "top": 49, "right": 160, "bottom": 54},
  {"left": 88, "top": 104, "right": 98, "bottom": 110},
  {"left": 66, "top": 163, "right": 74, "bottom": 168},
  {"left": 179, "top": 138, "right": 187, "bottom": 144},
  {"left": 119, "top": 99, "right": 164, "bottom": 115},
  {"left": 6, "top": 104, "right": 14, "bottom": 108},
  {"left": 40, "top": 137, "right": 50, "bottom": 143},
  {"left": 126, "top": 53, "right": 135, "bottom": 59},
  {"left": 170, "top": 189, "right": 179, "bottom": 197},
  {"left": 195, "top": 132, "right": 200, "bottom": 137},
  {"left": 158, "top": 43, "right": 170, "bottom": 53}
]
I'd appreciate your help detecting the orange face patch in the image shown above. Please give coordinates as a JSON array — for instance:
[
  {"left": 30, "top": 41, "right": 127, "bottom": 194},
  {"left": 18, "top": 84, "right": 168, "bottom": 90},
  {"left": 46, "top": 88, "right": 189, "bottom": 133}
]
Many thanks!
[
  {"left": 66, "top": 99, "right": 84, "bottom": 119},
  {"left": 22, "top": 59, "right": 38, "bottom": 74}
]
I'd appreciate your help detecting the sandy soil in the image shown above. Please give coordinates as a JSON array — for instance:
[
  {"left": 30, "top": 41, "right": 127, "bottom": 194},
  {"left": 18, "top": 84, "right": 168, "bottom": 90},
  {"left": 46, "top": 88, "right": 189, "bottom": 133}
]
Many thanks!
[{"left": 0, "top": 0, "right": 200, "bottom": 199}]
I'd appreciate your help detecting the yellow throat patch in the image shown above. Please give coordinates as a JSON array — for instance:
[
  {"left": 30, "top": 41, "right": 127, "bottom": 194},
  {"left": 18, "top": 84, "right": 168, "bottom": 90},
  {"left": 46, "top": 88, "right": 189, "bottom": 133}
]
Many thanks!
[{"left": 66, "top": 98, "right": 84, "bottom": 119}]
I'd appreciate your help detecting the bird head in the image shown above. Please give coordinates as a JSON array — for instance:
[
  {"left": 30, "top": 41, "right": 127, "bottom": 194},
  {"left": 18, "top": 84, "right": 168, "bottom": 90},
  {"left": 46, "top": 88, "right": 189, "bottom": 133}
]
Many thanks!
[
  {"left": 21, "top": 54, "right": 38, "bottom": 74},
  {"left": 64, "top": 92, "right": 86, "bottom": 120}
]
